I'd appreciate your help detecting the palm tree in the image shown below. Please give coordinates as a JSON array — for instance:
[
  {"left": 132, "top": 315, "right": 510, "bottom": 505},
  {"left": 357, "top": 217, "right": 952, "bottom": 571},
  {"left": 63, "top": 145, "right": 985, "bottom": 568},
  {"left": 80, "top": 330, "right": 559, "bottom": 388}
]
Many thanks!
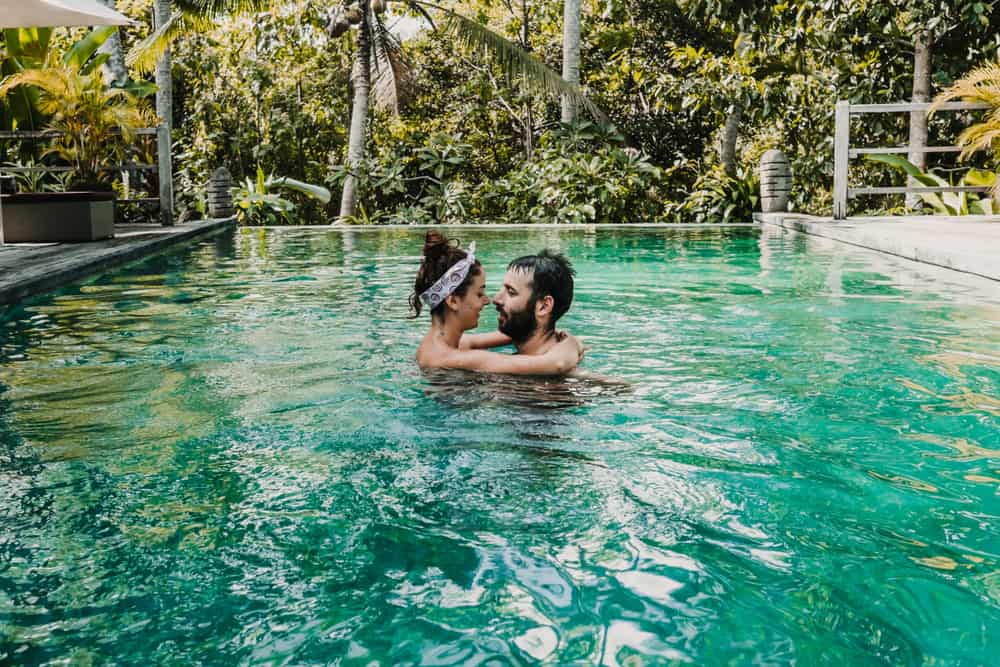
[
  {"left": 154, "top": 0, "right": 174, "bottom": 224},
  {"left": 339, "top": 0, "right": 373, "bottom": 220},
  {"left": 333, "top": 0, "right": 606, "bottom": 221},
  {"left": 561, "top": 0, "right": 581, "bottom": 123}
]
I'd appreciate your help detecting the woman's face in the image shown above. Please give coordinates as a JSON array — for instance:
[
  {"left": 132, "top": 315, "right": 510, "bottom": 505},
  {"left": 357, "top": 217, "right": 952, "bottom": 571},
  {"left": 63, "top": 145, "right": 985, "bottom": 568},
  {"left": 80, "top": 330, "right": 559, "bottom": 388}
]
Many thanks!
[{"left": 455, "top": 269, "right": 489, "bottom": 331}]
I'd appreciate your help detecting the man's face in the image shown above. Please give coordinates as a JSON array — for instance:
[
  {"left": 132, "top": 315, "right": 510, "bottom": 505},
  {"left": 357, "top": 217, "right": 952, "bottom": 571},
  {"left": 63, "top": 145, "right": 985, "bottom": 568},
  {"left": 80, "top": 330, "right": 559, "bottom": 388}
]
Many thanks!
[{"left": 493, "top": 268, "right": 538, "bottom": 342}]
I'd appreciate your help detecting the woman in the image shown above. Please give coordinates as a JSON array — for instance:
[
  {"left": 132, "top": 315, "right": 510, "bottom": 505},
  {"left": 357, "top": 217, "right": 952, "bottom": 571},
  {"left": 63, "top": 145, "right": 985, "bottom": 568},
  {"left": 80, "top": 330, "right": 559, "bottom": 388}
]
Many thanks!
[{"left": 411, "top": 231, "right": 583, "bottom": 374}]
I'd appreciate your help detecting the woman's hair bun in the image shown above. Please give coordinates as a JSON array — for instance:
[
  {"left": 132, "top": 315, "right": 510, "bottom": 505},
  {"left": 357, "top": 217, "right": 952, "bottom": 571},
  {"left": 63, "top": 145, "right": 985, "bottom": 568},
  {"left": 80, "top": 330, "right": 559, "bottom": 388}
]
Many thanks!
[{"left": 422, "top": 231, "right": 452, "bottom": 261}]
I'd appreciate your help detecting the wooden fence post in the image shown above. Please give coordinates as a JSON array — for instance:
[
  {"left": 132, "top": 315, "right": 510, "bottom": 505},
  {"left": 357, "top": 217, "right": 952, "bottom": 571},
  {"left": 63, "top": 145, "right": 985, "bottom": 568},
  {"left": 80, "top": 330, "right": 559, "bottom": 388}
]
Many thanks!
[{"left": 833, "top": 100, "right": 850, "bottom": 220}]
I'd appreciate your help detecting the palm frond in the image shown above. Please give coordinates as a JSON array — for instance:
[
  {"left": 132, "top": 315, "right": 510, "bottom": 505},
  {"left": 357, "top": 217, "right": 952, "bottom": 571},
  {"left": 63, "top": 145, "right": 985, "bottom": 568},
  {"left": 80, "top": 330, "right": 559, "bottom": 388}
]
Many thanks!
[
  {"left": 928, "top": 61, "right": 1000, "bottom": 162},
  {"left": 0, "top": 68, "right": 73, "bottom": 105},
  {"left": 413, "top": 1, "right": 607, "bottom": 123},
  {"left": 956, "top": 124, "right": 1000, "bottom": 161},
  {"left": 126, "top": 12, "right": 188, "bottom": 75},
  {"left": 371, "top": 16, "right": 415, "bottom": 114},
  {"left": 171, "top": 0, "right": 270, "bottom": 14},
  {"left": 400, "top": 1, "right": 437, "bottom": 31},
  {"left": 930, "top": 62, "right": 1000, "bottom": 112}
]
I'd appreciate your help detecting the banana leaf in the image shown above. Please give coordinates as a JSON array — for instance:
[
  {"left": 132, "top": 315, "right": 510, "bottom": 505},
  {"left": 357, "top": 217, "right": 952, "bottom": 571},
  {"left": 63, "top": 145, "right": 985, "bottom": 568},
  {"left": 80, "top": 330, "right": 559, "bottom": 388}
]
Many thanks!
[
  {"left": 963, "top": 168, "right": 997, "bottom": 187},
  {"left": 63, "top": 26, "right": 116, "bottom": 71},
  {"left": 865, "top": 154, "right": 953, "bottom": 214},
  {"left": 267, "top": 177, "right": 332, "bottom": 204}
]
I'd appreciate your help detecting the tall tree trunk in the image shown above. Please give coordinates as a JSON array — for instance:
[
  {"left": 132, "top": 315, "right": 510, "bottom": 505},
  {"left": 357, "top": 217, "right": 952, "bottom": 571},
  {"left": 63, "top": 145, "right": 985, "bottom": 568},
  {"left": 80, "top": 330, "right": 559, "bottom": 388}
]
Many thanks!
[
  {"left": 907, "top": 32, "right": 931, "bottom": 209},
  {"left": 155, "top": 0, "right": 174, "bottom": 226},
  {"left": 521, "top": 0, "right": 533, "bottom": 159},
  {"left": 97, "top": 0, "right": 128, "bottom": 85},
  {"left": 338, "top": 0, "right": 371, "bottom": 222},
  {"left": 560, "top": 0, "right": 581, "bottom": 123},
  {"left": 720, "top": 100, "right": 742, "bottom": 177}
]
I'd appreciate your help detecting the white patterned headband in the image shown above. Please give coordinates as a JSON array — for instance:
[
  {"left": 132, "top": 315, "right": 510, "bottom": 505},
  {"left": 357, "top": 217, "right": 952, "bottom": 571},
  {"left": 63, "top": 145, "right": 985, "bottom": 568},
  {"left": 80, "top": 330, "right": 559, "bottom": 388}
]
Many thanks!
[{"left": 420, "top": 241, "right": 477, "bottom": 310}]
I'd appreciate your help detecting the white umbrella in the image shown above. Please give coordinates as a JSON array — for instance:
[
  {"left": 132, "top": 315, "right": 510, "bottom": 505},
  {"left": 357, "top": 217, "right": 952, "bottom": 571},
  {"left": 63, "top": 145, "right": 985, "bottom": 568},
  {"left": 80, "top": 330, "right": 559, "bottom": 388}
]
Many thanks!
[{"left": 0, "top": 0, "right": 133, "bottom": 28}]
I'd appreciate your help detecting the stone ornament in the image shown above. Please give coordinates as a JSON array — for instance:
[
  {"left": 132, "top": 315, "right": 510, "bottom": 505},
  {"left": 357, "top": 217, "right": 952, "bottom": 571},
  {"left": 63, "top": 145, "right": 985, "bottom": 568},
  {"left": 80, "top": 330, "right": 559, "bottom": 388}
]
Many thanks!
[{"left": 760, "top": 149, "right": 791, "bottom": 213}]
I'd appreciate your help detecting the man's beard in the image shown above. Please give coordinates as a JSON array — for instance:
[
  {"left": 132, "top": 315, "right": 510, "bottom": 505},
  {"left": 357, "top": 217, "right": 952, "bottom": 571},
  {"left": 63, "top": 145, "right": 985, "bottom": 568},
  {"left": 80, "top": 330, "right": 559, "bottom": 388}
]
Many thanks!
[{"left": 497, "top": 302, "right": 538, "bottom": 343}]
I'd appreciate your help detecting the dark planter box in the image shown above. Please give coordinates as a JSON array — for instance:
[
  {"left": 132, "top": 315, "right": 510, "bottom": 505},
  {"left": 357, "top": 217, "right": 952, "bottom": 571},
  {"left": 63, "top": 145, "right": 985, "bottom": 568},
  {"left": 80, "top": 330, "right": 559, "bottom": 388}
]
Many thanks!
[{"left": 0, "top": 191, "right": 115, "bottom": 243}]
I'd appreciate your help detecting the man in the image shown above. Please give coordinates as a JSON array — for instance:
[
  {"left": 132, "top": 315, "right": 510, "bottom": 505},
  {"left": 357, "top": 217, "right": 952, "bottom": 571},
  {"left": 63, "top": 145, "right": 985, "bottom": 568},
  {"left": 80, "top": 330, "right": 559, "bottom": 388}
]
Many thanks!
[{"left": 460, "top": 250, "right": 581, "bottom": 363}]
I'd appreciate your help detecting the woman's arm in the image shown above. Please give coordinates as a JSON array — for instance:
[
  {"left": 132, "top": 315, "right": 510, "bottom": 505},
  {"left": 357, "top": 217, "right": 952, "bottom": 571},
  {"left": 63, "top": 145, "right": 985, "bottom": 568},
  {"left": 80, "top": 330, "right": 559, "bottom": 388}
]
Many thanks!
[
  {"left": 444, "top": 335, "right": 583, "bottom": 375},
  {"left": 459, "top": 331, "right": 513, "bottom": 350}
]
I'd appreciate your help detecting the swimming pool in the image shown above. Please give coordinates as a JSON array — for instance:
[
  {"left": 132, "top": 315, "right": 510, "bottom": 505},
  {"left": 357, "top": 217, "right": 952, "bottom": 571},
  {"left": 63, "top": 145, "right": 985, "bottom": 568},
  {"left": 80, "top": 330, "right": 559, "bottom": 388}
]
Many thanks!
[{"left": 1, "top": 226, "right": 998, "bottom": 664}]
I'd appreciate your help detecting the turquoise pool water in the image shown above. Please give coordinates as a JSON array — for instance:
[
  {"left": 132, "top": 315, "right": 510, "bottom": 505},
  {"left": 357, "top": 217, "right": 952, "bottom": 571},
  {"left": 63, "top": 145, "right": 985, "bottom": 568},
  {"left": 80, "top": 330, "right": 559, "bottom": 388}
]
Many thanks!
[{"left": 1, "top": 227, "right": 998, "bottom": 665}]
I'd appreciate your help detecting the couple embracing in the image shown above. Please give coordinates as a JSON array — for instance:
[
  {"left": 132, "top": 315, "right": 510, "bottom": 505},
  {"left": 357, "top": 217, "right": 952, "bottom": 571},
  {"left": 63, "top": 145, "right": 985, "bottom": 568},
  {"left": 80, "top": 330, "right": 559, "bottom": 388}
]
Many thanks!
[{"left": 411, "top": 231, "right": 584, "bottom": 375}]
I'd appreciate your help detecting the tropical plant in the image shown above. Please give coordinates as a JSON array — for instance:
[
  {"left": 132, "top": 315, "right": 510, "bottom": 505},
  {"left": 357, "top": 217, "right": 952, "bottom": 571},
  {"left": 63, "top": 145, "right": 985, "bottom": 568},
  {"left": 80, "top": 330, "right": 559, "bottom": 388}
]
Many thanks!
[
  {"left": 127, "top": 0, "right": 272, "bottom": 73},
  {"left": 470, "top": 127, "right": 665, "bottom": 224},
  {"left": 2, "top": 157, "right": 73, "bottom": 193},
  {"left": 1, "top": 26, "right": 156, "bottom": 130},
  {"left": 234, "top": 165, "right": 332, "bottom": 224},
  {"left": 0, "top": 29, "right": 155, "bottom": 188},
  {"left": 667, "top": 165, "right": 759, "bottom": 223},
  {"left": 866, "top": 154, "right": 997, "bottom": 215}
]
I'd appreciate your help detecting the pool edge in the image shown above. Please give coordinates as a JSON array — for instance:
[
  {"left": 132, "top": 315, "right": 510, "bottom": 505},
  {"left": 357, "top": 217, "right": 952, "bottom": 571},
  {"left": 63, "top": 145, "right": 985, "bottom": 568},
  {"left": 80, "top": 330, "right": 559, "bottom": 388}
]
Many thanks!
[
  {"left": 756, "top": 212, "right": 1000, "bottom": 282},
  {"left": 0, "top": 218, "right": 236, "bottom": 306}
]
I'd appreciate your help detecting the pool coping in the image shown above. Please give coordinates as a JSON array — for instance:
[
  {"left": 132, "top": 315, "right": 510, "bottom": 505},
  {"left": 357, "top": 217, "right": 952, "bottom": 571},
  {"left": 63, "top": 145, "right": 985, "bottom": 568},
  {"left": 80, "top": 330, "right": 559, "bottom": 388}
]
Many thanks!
[
  {"left": 755, "top": 212, "right": 1000, "bottom": 282},
  {"left": 0, "top": 217, "right": 235, "bottom": 306}
]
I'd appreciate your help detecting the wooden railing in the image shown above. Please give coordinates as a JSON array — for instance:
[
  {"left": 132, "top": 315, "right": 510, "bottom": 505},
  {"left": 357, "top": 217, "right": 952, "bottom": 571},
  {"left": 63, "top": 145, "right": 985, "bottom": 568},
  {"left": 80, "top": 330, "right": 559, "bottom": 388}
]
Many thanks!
[
  {"left": 832, "top": 101, "right": 990, "bottom": 219},
  {"left": 0, "top": 126, "right": 168, "bottom": 223}
]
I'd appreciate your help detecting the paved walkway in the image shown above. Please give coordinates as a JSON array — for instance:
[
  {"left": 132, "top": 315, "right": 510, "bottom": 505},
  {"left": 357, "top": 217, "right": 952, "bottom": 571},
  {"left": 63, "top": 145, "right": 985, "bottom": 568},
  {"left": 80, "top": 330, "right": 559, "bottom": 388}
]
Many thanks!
[
  {"left": 755, "top": 213, "right": 1000, "bottom": 282},
  {"left": 0, "top": 218, "right": 234, "bottom": 305}
]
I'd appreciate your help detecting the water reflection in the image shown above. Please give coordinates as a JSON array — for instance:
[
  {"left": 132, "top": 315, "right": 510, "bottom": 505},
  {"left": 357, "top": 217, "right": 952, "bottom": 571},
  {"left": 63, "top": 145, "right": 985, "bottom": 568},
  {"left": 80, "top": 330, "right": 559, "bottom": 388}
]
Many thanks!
[{"left": 422, "top": 368, "right": 631, "bottom": 410}]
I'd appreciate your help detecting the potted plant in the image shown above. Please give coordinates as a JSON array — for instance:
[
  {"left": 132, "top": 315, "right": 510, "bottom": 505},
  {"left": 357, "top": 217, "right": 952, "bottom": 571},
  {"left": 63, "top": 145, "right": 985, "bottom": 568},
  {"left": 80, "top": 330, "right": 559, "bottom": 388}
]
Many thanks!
[{"left": 0, "top": 51, "right": 154, "bottom": 242}]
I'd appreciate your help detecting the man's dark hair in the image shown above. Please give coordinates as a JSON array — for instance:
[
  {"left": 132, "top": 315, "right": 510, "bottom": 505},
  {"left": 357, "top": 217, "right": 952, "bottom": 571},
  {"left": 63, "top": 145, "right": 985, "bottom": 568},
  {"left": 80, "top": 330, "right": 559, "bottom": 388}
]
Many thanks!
[{"left": 507, "top": 250, "right": 575, "bottom": 329}]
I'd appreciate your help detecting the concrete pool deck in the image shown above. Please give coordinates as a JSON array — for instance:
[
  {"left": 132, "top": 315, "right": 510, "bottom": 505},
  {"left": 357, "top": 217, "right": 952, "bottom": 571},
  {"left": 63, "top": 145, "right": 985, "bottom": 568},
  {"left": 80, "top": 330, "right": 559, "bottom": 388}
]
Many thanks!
[
  {"left": 0, "top": 218, "right": 234, "bottom": 305},
  {"left": 755, "top": 212, "right": 1000, "bottom": 282}
]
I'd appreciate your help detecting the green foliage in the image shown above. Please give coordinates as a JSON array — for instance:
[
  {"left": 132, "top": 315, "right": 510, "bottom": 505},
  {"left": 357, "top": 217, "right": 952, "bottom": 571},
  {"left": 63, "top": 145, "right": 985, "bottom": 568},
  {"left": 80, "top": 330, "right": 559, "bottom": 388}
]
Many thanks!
[
  {"left": 171, "top": 5, "right": 349, "bottom": 220},
  {"left": 667, "top": 166, "right": 759, "bottom": 223},
  {"left": 328, "top": 122, "right": 664, "bottom": 224},
  {"left": 233, "top": 165, "right": 332, "bottom": 225},
  {"left": 866, "top": 154, "right": 997, "bottom": 215},
  {"left": 931, "top": 60, "right": 1000, "bottom": 162},
  {"left": 1, "top": 156, "right": 73, "bottom": 193},
  {"left": 0, "top": 39, "right": 154, "bottom": 187},
  {"left": 106, "top": 0, "right": 1000, "bottom": 223},
  {"left": 472, "top": 124, "right": 664, "bottom": 223}
]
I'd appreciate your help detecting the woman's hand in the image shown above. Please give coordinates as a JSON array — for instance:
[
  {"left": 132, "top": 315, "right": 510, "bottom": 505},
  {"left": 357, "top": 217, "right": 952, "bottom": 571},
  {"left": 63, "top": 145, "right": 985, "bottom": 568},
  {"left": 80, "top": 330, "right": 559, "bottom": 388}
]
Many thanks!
[
  {"left": 541, "top": 331, "right": 584, "bottom": 373},
  {"left": 554, "top": 331, "right": 585, "bottom": 364}
]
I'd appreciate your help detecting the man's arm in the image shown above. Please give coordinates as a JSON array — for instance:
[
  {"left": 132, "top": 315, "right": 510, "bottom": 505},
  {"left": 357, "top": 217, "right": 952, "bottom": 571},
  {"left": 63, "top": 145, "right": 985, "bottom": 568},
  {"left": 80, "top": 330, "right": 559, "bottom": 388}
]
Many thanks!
[{"left": 459, "top": 331, "right": 513, "bottom": 350}]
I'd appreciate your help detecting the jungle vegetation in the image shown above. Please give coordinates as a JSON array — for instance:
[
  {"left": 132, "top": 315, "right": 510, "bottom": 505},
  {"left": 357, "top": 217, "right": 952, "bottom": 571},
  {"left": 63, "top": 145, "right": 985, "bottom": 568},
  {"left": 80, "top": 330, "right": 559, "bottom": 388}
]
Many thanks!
[{"left": 2, "top": 0, "right": 1000, "bottom": 224}]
